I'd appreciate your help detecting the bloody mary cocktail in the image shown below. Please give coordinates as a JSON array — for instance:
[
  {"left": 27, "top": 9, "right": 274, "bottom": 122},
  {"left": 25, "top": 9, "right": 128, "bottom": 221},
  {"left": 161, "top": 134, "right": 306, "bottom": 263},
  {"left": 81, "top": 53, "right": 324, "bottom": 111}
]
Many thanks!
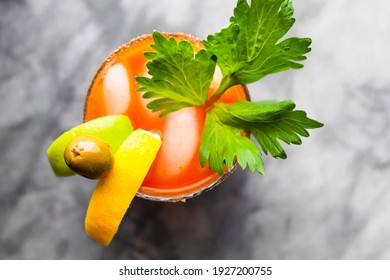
[{"left": 84, "top": 33, "right": 249, "bottom": 201}]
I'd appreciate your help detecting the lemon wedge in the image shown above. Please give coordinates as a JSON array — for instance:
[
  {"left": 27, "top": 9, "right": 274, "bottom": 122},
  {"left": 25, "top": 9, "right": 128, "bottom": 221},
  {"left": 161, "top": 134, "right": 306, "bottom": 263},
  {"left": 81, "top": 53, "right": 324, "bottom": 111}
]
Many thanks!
[{"left": 84, "top": 129, "right": 162, "bottom": 245}]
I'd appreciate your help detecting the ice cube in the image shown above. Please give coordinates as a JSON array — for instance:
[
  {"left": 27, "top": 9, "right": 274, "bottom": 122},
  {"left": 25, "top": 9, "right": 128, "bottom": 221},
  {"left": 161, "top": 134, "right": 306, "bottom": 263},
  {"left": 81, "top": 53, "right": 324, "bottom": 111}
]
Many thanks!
[
  {"left": 154, "top": 108, "right": 201, "bottom": 178},
  {"left": 103, "top": 63, "right": 130, "bottom": 114}
]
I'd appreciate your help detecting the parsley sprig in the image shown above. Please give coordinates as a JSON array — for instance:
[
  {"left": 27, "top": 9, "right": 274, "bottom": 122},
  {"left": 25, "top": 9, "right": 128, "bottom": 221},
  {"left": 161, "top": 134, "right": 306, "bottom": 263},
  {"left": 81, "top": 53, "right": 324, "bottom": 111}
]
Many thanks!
[{"left": 136, "top": 0, "right": 323, "bottom": 175}]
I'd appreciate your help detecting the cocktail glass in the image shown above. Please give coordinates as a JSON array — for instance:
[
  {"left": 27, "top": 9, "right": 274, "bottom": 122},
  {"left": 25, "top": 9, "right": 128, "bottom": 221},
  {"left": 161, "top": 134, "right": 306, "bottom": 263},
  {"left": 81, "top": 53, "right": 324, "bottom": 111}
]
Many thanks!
[{"left": 84, "top": 33, "right": 250, "bottom": 202}]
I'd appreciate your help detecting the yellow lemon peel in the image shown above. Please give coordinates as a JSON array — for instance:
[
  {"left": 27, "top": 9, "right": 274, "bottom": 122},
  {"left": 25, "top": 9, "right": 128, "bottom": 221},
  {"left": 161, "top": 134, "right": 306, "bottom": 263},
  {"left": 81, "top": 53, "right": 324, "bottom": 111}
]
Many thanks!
[{"left": 84, "top": 129, "right": 162, "bottom": 245}]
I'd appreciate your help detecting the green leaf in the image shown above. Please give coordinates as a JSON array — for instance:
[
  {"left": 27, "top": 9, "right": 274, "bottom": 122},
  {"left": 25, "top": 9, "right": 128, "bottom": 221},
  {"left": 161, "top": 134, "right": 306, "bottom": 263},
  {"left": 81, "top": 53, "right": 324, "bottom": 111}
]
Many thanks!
[
  {"left": 136, "top": 31, "right": 217, "bottom": 117},
  {"left": 200, "top": 108, "right": 265, "bottom": 175},
  {"left": 204, "top": 0, "right": 311, "bottom": 86},
  {"left": 215, "top": 100, "right": 324, "bottom": 159},
  {"left": 199, "top": 100, "right": 323, "bottom": 175}
]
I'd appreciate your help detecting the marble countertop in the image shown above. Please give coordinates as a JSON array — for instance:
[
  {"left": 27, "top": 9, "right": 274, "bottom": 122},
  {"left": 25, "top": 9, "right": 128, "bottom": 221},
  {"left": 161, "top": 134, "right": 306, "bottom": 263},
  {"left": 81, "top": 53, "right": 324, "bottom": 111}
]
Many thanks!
[{"left": 1, "top": 0, "right": 389, "bottom": 259}]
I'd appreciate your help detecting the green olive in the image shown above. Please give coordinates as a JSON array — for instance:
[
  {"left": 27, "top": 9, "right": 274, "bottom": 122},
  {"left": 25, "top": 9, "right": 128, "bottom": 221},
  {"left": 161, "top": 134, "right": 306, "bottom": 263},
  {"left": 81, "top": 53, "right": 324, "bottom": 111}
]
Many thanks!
[{"left": 64, "top": 135, "right": 114, "bottom": 179}]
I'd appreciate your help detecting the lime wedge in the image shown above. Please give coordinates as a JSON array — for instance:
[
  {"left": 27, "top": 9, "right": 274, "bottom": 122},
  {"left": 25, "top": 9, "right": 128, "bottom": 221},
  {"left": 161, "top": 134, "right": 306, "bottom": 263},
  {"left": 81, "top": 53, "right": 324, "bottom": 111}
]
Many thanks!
[{"left": 47, "top": 115, "right": 133, "bottom": 177}]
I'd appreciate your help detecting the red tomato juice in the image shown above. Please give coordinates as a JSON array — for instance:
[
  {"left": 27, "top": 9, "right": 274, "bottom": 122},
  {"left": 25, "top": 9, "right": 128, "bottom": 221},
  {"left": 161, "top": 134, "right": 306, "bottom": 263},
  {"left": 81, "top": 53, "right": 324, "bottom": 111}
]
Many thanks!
[{"left": 84, "top": 33, "right": 248, "bottom": 200}]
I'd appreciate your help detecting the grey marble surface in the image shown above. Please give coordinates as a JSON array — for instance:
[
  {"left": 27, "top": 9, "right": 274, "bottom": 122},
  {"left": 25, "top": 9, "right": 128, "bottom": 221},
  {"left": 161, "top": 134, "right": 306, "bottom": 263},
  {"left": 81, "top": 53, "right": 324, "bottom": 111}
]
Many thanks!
[{"left": 1, "top": 0, "right": 390, "bottom": 259}]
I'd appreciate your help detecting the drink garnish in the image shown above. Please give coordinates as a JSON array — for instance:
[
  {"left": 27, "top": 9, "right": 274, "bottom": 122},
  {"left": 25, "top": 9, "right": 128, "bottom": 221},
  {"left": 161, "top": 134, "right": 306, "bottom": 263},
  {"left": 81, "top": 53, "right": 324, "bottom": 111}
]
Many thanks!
[
  {"left": 136, "top": 33, "right": 216, "bottom": 117},
  {"left": 85, "top": 129, "right": 162, "bottom": 245},
  {"left": 136, "top": 0, "right": 323, "bottom": 175},
  {"left": 47, "top": 115, "right": 133, "bottom": 176}
]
